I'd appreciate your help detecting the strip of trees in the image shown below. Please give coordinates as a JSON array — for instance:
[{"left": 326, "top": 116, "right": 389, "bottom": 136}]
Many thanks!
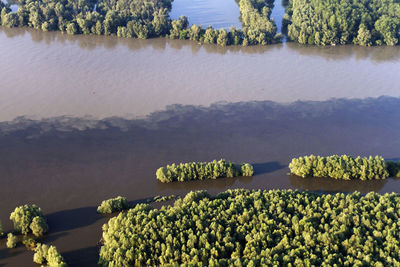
[
  {"left": 156, "top": 159, "right": 254, "bottom": 183},
  {"left": 285, "top": 0, "right": 400, "bottom": 46},
  {"left": 289, "top": 155, "right": 400, "bottom": 180},
  {"left": 99, "top": 189, "right": 400, "bottom": 265},
  {"left": 0, "top": 0, "right": 280, "bottom": 45}
]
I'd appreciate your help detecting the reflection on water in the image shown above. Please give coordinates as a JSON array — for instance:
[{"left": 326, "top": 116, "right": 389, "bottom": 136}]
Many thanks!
[
  {"left": 270, "top": 0, "right": 285, "bottom": 34},
  {"left": 170, "top": 0, "right": 241, "bottom": 29},
  {"left": 1, "top": 97, "right": 400, "bottom": 265},
  {"left": 1, "top": 27, "right": 400, "bottom": 122}
]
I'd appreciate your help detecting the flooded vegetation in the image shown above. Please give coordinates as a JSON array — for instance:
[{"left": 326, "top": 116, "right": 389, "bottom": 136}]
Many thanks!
[
  {"left": 289, "top": 155, "right": 389, "bottom": 180},
  {"left": 99, "top": 189, "right": 400, "bottom": 266},
  {"left": 0, "top": 0, "right": 400, "bottom": 264}
]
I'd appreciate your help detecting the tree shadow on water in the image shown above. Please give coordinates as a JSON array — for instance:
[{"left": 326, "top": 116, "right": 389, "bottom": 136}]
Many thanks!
[
  {"left": 62, "top": 246, "right": 99, "bottom": 267},
  {"left": 252, "top": 161, "right": 286, "bottom": 176},
  {"left": 46, "top": 206, "right": 101, "bottom": 233},
  {"left": 0, "top": 246, "right": 25, "bottom": 264}
]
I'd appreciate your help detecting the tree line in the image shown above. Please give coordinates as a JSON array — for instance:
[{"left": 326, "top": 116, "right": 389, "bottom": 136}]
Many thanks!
[
  {"left": 0, "top": 0, "right": 280, "bottom": 46},
  {"left": 156, "top": 159, "right": 254, "bottom": 183},
  {"left": 285, "top": 0, "right": 400, "bottom": 46},
  {"left": 99, "top": 189, "right": 400, "bottom": 266},
  {"left": 289, "top": 155, "right": 400, "bottom": 180}
]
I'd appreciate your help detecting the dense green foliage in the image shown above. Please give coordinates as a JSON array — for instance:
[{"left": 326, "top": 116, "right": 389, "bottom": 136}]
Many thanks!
[
  {"left": 0, "top": 0, "right": 280, "bottom": 46},
  {"left": 99, "top": 189, "right": 400, "bottom": 266},
  {"left": 33, "top": 243, "right": 67, "bottom": 266},
  {"left": 0, "top": 0, "right": 172, "bottom": 37},
  {"left": 6, "top": 233, "right": 18, "bottom": 248},
  {"left": 9, "top": 204, "right": 48, "bottom": 237},
  {"left": 289, "top": 155, "right": 389, "bottom": 180},
  {"left": 156, "top": 159, "right": 254, "bottom": 183},
  {"left": 285, "top": 0, "right": 400, "bottom": 46},
  {"left": 97, "top": 196, "right": 129, "bottom": 214}
]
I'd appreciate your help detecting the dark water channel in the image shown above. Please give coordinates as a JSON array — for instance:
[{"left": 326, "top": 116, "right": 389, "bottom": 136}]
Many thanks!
[{"left": 1, "top": 97, "right": 400, "bottom": 265}]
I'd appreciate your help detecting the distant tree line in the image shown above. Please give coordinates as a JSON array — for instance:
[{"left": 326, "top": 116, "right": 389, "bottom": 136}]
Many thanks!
[
  {"left": 0, "top": 0, "right": 280, "bottom": 46},
  {"left": 288, "top": 155, "right": 398, "bottom": 180},
  {"left": 99, "top": 189, "right": 400, "bottom": 265},
  {"left": 285, "top": 0, "right": 400, "bottom": 46},
  {"left": 156, "top": 159, "right": 254, "bottom": 183}
]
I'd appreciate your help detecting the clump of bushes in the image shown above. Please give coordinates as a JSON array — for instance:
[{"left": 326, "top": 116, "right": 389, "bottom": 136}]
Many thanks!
[
  {"left": 34, "top": 243, "right": 67, "bottom": 266},
  {"left": 153, "top": 195, "right": 176, "bottom": 203},
  {"left": 99, "top": 189, "right": 400, "bottom": 266},
  {"left": 97, "top": 196, "right": 129, "bottom": 214},
  {"left": 10, "top": 204, "right": 48, "bottom": 237},
  {"left": 22, "top": 236, "right": 37, "bottom": 251},
  {"left": 289, "top": 155, "right": 389, "bottom": 180},
  {"left": 6, "top": 233, "right": 18, "bottom": 248},
  {"left": 156, "top": 159, "right": 254, "bottom": 183}
]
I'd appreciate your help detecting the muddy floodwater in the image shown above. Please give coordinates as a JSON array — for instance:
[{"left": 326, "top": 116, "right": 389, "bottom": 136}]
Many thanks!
[{"left": 1, "top": 14, "right": 400, "bottom": 267}]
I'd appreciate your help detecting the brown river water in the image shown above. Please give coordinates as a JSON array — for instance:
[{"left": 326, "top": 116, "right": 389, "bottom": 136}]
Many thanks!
[{"left": 1, "top": 16, "right": 400, "bottom": 266}]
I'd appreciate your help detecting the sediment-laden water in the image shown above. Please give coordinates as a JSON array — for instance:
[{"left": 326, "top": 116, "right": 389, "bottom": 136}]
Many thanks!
[{"left": 0, "top": 3, "right": 400, "bottom": 264}]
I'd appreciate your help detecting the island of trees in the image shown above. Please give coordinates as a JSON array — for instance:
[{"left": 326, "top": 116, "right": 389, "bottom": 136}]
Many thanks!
[
  {"left": 289, "top": 155, "right": 400, "bottom": 180},
  {"left": 156, "top": 159, "right": 254, "bottom": 182},
  {"left": 2, "top": 204, "right": 67, "bottom": 266},
  {"left": 0, "top": 0, "right": 280, "bottom": 46},
  {"left": 99, "top": 189, "right": 400, "bottom": 266},
  {"left": 284, "top": 0, "right": 400, "bottom": 46},
  {"left": 97, "top": 196, "right": 129, "bottom": 214}
]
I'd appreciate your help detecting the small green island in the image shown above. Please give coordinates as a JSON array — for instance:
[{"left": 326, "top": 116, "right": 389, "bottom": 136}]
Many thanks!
[
  {"left": 99, "top": 189, "right": 400, "bottom": 266},
  {"left": 1, "top": 204, "right": 67, "bottom": 266},
  {"left": 156, "top": 159, "right": 254, "bottom": 183},
  {"left": 289, "top": 155, "right": 400, "bottom": 180}
]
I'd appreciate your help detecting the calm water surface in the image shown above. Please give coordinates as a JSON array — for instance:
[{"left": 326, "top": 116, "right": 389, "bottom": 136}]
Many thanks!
[
  {"left": 1, "top": 28, "right": 400, "bottom": 121},
  {"left": 170, "top": 0, "right": 241, "bottom": 28},
  {"left": 1, "top": 21, "right": 400, "bottom": 266}
]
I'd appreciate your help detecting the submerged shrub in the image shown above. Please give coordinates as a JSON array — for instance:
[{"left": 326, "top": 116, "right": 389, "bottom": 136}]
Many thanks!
[
  {"left": 99, "top": 189, "right": 400, "bottom": 266},
  {"left": 22, "top": 236, "right": 37, "bottom": 251},
  {"left": 289, "top": 155, "right": 389, "bottom": 180},
  {"left": 33, "top": 243, "right": 67, "bottom": 266},
  {"left": 0, "top": 220, "right": 3, "bottom": 237},
  {"left": 97, "top": 196, "right": 129, "bottom": 214},
  {"left": 6, "top": 233, "right": 18, "bottom": 248},
  {"left": 10, "top": 205, "right": 48, "bottom": 236},
  {"left": 241, "top": 163, "right": 254, "bottom": 176},
  {"left": 156, "top": 159, "right": 254, "bottom": 183}
]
